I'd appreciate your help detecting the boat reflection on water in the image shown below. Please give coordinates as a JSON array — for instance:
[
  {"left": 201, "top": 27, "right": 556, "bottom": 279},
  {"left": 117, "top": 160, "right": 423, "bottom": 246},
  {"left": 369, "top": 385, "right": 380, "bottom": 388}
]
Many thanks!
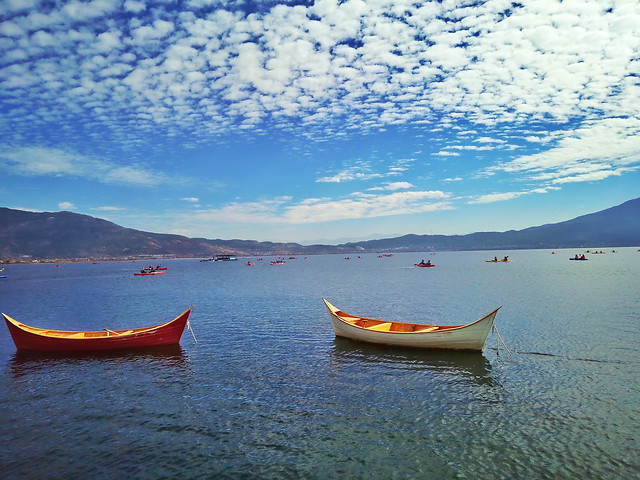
[
  {"left": 8, "top": 344, "right": 187, "bottom": 377},
  {"left": 330, "top": 336, "right": 497, "bottom": 386}
]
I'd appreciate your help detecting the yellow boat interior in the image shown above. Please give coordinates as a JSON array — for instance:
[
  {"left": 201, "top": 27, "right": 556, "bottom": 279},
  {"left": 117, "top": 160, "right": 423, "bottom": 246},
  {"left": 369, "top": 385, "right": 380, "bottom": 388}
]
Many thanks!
[
  {"left": 333, "top": 309, "right": 458, "bottom": 333},
  {"left": 3, "top": 313, "right": 143, "bottom": 338}
]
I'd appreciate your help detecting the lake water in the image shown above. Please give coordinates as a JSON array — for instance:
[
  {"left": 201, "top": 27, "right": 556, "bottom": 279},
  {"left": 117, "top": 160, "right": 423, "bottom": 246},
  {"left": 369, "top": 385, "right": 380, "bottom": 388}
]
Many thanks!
[{"left": 1, "top": 249, "right": 638, "bottom": 479}]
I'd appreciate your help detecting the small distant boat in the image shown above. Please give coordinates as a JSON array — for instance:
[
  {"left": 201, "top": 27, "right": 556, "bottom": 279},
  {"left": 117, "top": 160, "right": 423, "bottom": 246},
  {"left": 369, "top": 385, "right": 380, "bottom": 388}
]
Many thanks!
[
  {"left": 134, "top": 270, "right": 165, "bottom": 276},
  {"left": 323, "top": 299, "right": 500, "bottom": 351},
  {"left": 214, "top": 255, "right": 237, "bottom": 261},
  {"left": 485, "top": 258, "right": 512, "bottom": 263},
  {"left": 413, "top": 260, "right": 435, "bottom": 268},
  {"left": 270, "top": 260, "right": 285, "bottom": 265},
  {"left": 2, "top": 307, "right": 194, "bottom": 352},
  {"left": 569, "top": 257, "right": 588, "bottom": 261}
]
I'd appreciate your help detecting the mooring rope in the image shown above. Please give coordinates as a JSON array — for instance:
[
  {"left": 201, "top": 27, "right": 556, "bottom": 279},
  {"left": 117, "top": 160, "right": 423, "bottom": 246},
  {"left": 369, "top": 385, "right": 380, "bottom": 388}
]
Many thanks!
[
  {"left": 187, "top": 320, "right": 198, "bottom": 344},
  {"left": 493, "top": 324, "right": 512, "bottom": 356}
]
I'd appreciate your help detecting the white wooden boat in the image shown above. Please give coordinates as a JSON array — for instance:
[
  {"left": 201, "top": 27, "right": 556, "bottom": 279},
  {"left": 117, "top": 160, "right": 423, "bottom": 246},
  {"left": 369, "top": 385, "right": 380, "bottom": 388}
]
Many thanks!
[{"left": 323, "top": 298, "right": 500, "bottom": 351}]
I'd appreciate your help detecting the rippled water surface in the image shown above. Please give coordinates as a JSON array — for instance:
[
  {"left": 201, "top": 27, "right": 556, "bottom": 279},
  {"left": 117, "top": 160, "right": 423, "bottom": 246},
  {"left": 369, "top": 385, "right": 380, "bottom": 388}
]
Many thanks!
[{"left": 1, "top": 250, "right": 639, "bottom": 479}]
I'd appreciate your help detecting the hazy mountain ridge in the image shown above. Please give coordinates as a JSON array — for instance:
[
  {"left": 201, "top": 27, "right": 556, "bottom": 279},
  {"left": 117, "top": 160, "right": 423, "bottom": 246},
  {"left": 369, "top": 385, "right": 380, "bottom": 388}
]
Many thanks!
[{"left": 1, "top": 198, "right": 638, "bottom": 261}]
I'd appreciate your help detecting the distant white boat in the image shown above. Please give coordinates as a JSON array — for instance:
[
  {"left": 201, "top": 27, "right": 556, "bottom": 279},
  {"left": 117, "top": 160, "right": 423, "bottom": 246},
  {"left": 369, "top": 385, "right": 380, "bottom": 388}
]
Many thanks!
[
  {"left": 323, "top": 298, "right": 500, "bottom": 352},
  {"left": 214, "top": 255, "right": 237, "bottom": 261}
]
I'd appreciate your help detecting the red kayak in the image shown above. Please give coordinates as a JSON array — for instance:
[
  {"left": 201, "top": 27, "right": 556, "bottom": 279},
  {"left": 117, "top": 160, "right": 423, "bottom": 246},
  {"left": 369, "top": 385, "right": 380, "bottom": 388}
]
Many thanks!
[
  {"left": 415, "top": 263, "right": 435, "bottom": 267},
  {"left": 134, "top": 271, "right": 165, "bottom": 276}
]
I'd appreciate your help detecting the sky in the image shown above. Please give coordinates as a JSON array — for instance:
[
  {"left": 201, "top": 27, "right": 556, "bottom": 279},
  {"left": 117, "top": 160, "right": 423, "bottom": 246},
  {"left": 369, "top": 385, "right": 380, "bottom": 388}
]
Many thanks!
[{"left": 0, "top": 0, "right": 638, "bottom": 244}]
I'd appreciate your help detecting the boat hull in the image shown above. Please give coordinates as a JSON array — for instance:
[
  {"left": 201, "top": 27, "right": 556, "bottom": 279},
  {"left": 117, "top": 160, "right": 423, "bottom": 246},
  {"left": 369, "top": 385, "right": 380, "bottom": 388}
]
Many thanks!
[
  {"left": 3, "top": 308, "right": 193, "bottom": 352},
  {"left": 323, "top": 299, "right": 499, "bottom": 351}
]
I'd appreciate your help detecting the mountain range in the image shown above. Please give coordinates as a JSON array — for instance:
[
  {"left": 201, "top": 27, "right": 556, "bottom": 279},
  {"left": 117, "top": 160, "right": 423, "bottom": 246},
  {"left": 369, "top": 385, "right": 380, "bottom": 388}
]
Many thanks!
[{"left": 1, "top": 198, "right": 638, "bottom": 261}]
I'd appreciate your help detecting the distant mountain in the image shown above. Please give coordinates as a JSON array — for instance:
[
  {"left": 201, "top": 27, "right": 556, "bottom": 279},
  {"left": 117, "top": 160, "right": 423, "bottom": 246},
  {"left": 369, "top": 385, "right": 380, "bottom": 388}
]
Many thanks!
[
  {"left": 0, "top": 208, "right": 329, "bottom": 260},
  {"left": 343, "top": 197, "right": 640, "bottom": 252},
  {"left": 0, "top": 198, "right": 638, "bottom": 261}
]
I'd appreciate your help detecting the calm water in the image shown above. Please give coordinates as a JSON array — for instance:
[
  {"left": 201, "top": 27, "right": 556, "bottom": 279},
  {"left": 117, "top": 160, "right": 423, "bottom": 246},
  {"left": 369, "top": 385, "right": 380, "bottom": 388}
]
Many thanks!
[{"left": 1, "top": 250, "right": 638, "bottom": 479}]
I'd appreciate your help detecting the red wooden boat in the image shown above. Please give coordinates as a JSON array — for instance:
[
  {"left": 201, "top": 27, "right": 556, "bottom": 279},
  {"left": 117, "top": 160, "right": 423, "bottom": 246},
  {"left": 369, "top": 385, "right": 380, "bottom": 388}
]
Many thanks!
[{"left": 2, "top": 307, "right": 193, "bottom": 352}]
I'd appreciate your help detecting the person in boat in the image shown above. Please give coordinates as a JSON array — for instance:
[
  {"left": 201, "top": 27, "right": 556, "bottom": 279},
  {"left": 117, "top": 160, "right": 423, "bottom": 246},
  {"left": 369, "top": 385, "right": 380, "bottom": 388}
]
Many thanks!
[
  {"left": 574, "top": 254, "right": 580, "bottom": 260},
  {"left": 581, "top": 254, "right": 586, "bottom": 260},
  {"left": 503, "top": 256, "right": 509, "bottom": 261},
  {"left": 426, "top": 260, "right": 431, "bottom": 265},
  {"left": 494, "top": 256, "right": 498, "bottom": 262}
]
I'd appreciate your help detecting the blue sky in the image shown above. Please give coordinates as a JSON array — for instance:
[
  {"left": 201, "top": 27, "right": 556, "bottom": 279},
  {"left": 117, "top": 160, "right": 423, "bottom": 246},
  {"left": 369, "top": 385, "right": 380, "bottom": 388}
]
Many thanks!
[{"left": 1, "top": 0, "right": 638, "bottom": 244}]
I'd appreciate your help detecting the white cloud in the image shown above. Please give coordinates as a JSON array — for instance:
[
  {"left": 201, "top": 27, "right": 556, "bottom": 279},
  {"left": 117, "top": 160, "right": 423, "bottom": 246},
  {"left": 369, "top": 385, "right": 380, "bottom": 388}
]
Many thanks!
[
  {"left": 488, "top": 117, "right": 640, "bottom": 183},
  {"left": 58, "top": 201, "right": 75, "bottom": 210},
  {"left": 131, "top": 19, "right": 174, "bottom": 44},
  {"left": 552, "top": 170, "right": 621, "bottom": 184},
  {"left": 475, "top": 137, "right": 506, "bottom": 144},
  {"left": 62, "top": 0, "right": 117, "bottom": 21},
  {"left": 368, "top": 181, "right": 414, "bottom": 191},
  {"left": 282, "top": 191, "right": 451, "bottom": 223},
  {"left": 180, "top": 190, "right": 452, "bottom": 229},
  {"left": 0, "top": 146, "right": 171, "bottom": 187},
  {"left": 433, "top": 151, "right": 461, "bottom": 157},
  {"left": 124, "top": 1, "right": 146, "bottom": 13},
  {"left": 468, "top": 186, "right": 561, "bottom": 204},
  {"left": 0, "top": 21, "right": 25, "bottom": 37},
  {"left": 94, "top": 31, "right": 122, "bottom": 53},
  {"left": 93, "top": 206, "right": 126, "bottom": 211}
]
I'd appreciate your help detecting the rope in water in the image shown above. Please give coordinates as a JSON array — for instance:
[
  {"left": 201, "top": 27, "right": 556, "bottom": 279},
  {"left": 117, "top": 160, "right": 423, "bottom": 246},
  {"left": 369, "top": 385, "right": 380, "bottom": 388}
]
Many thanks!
[
  {"left": 187, "top": 320, "right": 198, "bottom": 344},
  {"left": 493, "top": 324, "right": 512, "bottom": 356}
]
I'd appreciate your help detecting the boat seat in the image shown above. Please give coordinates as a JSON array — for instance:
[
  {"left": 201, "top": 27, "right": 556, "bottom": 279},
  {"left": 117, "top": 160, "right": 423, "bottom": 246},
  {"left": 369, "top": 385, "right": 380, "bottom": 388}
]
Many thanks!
[
  {"left": 366, "top": 322, "right": 392, "bottom": 331},
  {"left": 103, "top": 329, "right": 133, "bottom": 336},
  {"left": 414, "top": 326, "right": 439, "bottom": 332},
  {"left": 339, "top": 316, "right": 360, "bottom": 324}
]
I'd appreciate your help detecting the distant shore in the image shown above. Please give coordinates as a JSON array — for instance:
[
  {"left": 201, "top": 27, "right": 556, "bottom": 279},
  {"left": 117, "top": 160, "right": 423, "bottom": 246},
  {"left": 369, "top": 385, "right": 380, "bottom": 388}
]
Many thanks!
[{"left": 0, "top": 255, "right": 190, "bottom": 265}]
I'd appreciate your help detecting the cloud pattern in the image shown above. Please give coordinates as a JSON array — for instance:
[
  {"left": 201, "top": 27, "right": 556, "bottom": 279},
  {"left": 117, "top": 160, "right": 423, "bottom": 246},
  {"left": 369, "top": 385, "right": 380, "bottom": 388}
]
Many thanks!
[{"left": 0, "top": 0, "right": 639, "bottom": 228}]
